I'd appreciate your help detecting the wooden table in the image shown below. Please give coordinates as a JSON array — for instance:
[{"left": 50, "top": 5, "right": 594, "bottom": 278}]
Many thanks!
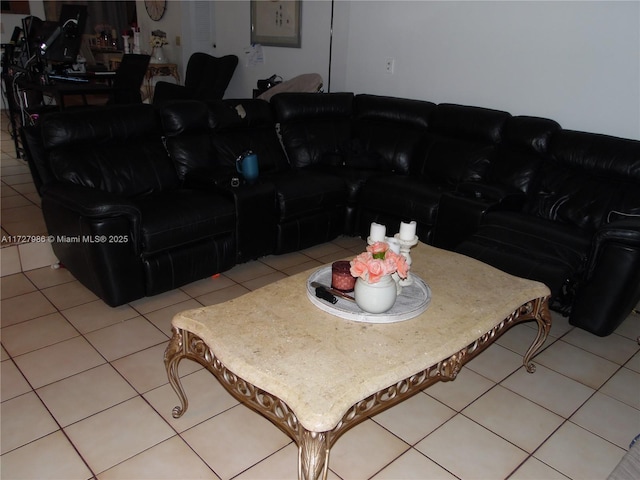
[{"left": 165, "top": 243, "right": 551, "bottom": 479}]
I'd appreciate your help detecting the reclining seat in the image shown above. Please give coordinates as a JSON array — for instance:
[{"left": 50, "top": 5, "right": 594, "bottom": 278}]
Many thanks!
[
  {"left": 457, "top": 130, "right": 640, "bottom": 336},
  {"left": 273, "top": 94, "right": 435, "bottom": 236},
  {"left": 26, "top": 104, "right": 236, "bottom": 306},
  {"left": 161, "top": 97, "right": 347, "bottom": 257},
  {"left": 332, "top": 94, "right": 436, "bottom": 236},
  {"left": 160, "top": 98, "right": 287, "bottom": 261},
  {"left": 271, "top": 93, "right": 353, "bottom": 252},
  {"left": 432, "top": 115, "right": 562, "bottom": 249},
  {"left": 358, "top": 103, "right": 510, "bottom": 242}
]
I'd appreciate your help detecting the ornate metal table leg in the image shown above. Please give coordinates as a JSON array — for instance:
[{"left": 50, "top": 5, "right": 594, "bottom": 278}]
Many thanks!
[
  {"left": 163, "top": 296, "right": 551, "bottom": 479},
  {"left": 298, "top": 430, "right": 330, "bottom": 480},
  {"left": 522, "top": 297, "right": 552, "bottom": 373},
  {"left": 164, "top": 327, "right": 190, "bottom": 418}
]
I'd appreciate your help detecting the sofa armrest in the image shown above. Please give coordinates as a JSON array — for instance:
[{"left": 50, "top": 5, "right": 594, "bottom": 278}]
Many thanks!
[
  {"left": 457, "top": 182, "right": 526, "bottom": 210},
  {"left": 569, "top": 220, "right": 640, "bottom": 336},
  {"left": 183, "top": 167, "right": 277, "bottom": 261},
  {"left": 43, "top": 183, "right": 140, "bottom": 218},
  {"left": 586, "top": 219, "right": 640, "bottom": 278},
  {"left": 216, "top": 181, "right": 277, "bottom": 261},
  {"left": 183, "top": 167, "right": 238, "bottom": 190},
  {"left": 41, "top": 183, "right": 146, "bottom": 306},
  {"left": 432, "top": 192, "right": 491, "bottom": 250},
  {"left": 42, "top": 183, "right": 142, "bottom": 249},
  {"left": 432, "top": 184, "right": 527, "bottom": 250}
]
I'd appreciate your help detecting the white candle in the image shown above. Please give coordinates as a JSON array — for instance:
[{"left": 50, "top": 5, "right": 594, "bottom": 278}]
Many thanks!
[
  {"left": 387, "top": 237, "right": 401, "bottom": 254},
  {"left": 399, "top": 221, "right": 417, "bottom": 241},
  {"left": 370, "top": 222, "right": 386, "bottom": 242}
]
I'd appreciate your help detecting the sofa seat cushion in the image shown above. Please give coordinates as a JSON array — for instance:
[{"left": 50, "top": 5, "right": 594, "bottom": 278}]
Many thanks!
[
  {"left": 311, "top": 165, "right": 383, "bottom": 204},
  {"left": 143, "top": 234, "right": 236, "bottom": 296},
  {"left": 455, "top": 211, "right": 591, "bottom": 299},
  {"left": 269, "top": 170, "right": 347, "bottom": 222},
  {"left": 359, "top": 175, "right": 443, "bottom": 226},
  {"left": 135, "top": 189, "right": 236, "bottom": 255}
]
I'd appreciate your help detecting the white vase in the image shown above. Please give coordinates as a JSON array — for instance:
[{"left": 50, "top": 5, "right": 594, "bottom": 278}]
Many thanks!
[
  {"left": 152, "top": 46, "right": 166, "bottom": 63},
  {"left": 354, "top": 275, "right": 398, "bottom": 314}
]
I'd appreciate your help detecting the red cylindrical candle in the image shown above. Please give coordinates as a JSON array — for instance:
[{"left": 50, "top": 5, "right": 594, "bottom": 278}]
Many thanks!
[{"left": 331, "top": 260, "right": 356, "bottom": 292}]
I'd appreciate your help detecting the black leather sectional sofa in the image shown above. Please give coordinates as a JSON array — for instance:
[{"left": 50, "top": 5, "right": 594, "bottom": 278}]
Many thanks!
[{"left": 22, "top": 93, "right": 640, "bottom": 337}]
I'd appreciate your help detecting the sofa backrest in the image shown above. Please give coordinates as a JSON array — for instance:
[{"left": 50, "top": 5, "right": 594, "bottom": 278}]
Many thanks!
[
  {"left": 159, "top": 99, "right": 216, "bottom": 180},
  {"left": 206, "top": 99, "right": 290, "bottom": 173},
  {"left": 428, "top": 103, "right": 509, "bottom": 143},
  {"left": 41, "top": 104, "right": 178, "bottom": 197},
  {"left": 487, "top": 115, "right": 561, "bottom": 195},
  {"left": 160, "top": 99, "right": 289, "bottom": 178},
  {"left": 272, "top": 92, "right": 354, "bottom": 168},
  {"left": 416, "top": 103, "right": 511, "bottom": 186},
  {"left": 525, "top": 130, "right": 640, "bottom": 232},
  {"left": 352, "top": 95, "right": 435, "bottom": 174}
]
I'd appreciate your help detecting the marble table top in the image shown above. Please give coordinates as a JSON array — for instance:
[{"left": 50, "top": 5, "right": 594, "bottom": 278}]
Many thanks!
[{"left": 172, "top": 243, "right": 550, "bottom": 432}]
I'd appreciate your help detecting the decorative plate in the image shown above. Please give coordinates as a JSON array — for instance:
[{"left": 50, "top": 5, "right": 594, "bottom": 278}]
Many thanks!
[{"left": 306, "top": 266, "right": 431, "bottom": 323}]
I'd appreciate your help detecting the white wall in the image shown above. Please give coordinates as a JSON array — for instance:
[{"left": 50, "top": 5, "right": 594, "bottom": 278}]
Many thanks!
[
  {"left": 340, "top": 1, "right": 640, "bottom": 140},
  {"left": 213, "top": 0, "right": 334, "bottom": 99},
  {"left": 5, "top": 1, "right": 638, "bottom": 140},
  {"left": 212, "top": 0, "right": 639, "bottom": 140},
  {"left": 0, "top": 1, "right": 45, "bottom": 41},
  {"left": 134, "top": 0, "right": 185, "bottom": 81}
]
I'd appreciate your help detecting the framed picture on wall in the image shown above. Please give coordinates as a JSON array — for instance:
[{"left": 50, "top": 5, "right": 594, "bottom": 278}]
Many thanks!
[{"left": 250, "top": 0, "right": 301, "bottom": 48}]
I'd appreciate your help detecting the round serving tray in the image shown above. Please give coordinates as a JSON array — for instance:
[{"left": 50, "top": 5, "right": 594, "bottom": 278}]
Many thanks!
[{"left": 306, "top": 266, "right": 431, "bottom": 323}]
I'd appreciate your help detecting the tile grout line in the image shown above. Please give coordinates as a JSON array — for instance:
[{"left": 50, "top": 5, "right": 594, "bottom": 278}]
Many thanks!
[{"left": 1, "top": 148, "right": 637, "bottom": 478}]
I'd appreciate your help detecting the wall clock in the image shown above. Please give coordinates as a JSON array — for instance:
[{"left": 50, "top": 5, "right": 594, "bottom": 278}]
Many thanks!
[{"left": 145, "top": 0, "right": 167, "bottom": 21}]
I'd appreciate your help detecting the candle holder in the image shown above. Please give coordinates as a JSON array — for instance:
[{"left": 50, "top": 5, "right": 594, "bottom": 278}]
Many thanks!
[
  {"left": 394, "top": 233, "right": 419, "bottom": 286},
  {"left": 386, "top": 236, "right": 401, "bottom": 254},
  {"left": 133, "top": 30, "right": 141, "bottom": 54}
]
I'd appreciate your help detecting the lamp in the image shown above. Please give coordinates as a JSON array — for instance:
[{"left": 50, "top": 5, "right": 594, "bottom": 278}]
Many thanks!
[
  {"left": 40, "top": 18, "right": 78, "bottom": 57},
  {"left": 328, "top": 0, "right": 334, "bottom": 92}
]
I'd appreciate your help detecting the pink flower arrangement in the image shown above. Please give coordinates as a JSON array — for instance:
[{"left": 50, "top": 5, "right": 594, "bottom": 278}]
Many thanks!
[{"left": 350, "top": 241, "right": 409, "bottom": 283}]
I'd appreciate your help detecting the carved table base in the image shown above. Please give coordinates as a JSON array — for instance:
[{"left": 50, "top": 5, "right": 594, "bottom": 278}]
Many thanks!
[{"left": 165, "top": 296, "right": 550, "bottom": 480}]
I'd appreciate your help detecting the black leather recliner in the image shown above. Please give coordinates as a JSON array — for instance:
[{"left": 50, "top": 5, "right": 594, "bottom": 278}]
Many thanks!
[
  {"left": 357, "top": 102, "right": 509, "bottom": 242},
  {"left": 272, "top": 93, "right": 640, "bottom": 336},
  {"left": 159, "top": 97, "right": 349, "bottom": 256},
  {"left": 153, "top": 53, "right": 238, "bottom": 104},
  {"left": 273, "top": 94, "right": 437, "bottom": 236},
  {"left": 22, "top": 94, "right": 640, "bottom": 336},
  {"left": 431, "top": 115, "right": 562, "bottom": 251},
  {"left": 108, "top": 54, "right": 151, "bottom": 104},
  {"left": 24, "top": 104, "right": 236, "bottom": 306},
  {"left": 456, "top": 130, "right": 640, "bottom": 335}
]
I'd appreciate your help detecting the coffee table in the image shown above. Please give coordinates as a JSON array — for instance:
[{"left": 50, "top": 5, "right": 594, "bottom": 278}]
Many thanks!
[{"left": 165, "top": 243, "right": 551, "bottom": 479}]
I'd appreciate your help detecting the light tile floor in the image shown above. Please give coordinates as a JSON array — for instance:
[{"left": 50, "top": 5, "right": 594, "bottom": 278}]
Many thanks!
[{"left": 2, "top": 111, "right": 639, "bottom": 479}]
